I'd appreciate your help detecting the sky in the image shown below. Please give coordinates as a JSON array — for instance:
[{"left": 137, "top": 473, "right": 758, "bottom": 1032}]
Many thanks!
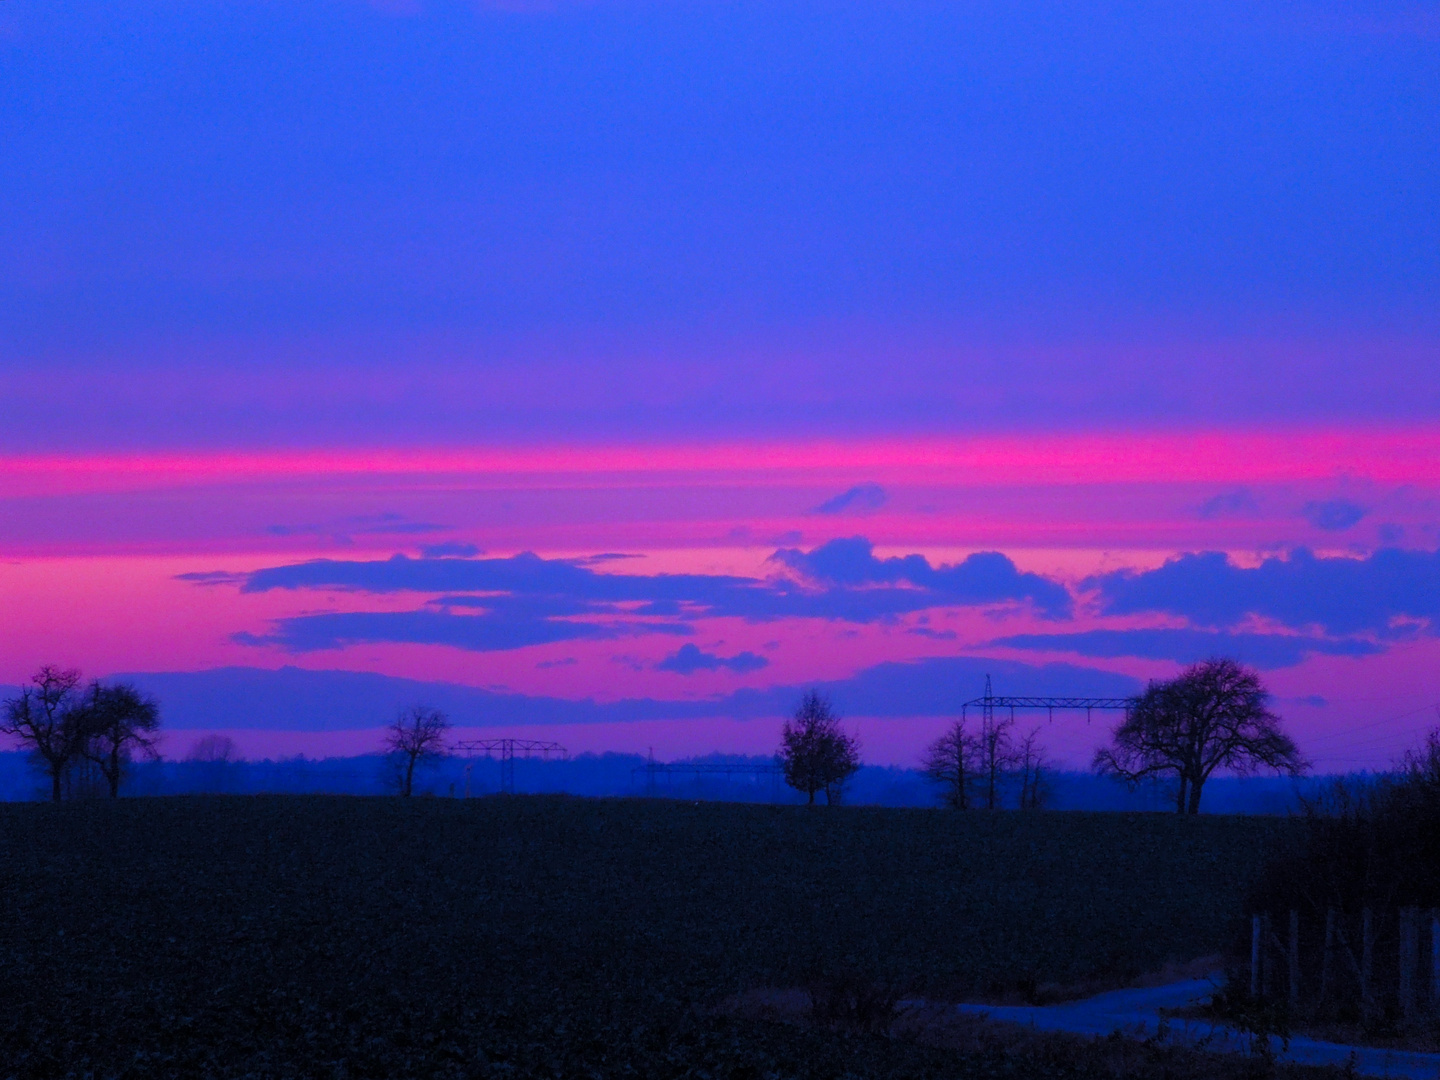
[{"left": 2, "top": 0, "right": 1438, "bottom": 769}]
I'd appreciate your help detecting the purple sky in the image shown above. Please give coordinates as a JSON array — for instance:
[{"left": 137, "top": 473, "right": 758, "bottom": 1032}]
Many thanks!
[{"left": 2, "top": 0, "right": 1438, "bottom": 768}]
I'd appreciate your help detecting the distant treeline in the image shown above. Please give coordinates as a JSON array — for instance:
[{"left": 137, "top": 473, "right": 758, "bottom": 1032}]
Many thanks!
[{"left": 0, "top": 749, "right": 1331, "bottom": 812}]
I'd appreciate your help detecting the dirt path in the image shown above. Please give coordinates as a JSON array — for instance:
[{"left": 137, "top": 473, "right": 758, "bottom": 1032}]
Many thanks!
[{"left": 955, "top": 978, "right": 1440, "bottom": 1079}]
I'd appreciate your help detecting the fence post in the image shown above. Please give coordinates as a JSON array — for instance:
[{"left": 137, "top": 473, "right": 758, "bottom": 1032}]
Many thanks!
[
  {"left": 1320, "top": 907, "right": 1335, "bottom": 1007},
  {"left": 1432, "top": 910, "right": 1440, "bottom": 1015},
  {"left": 1289, "top": 909, "right": 1301, "bottom": 1012},
  {"left": 1361, "top": 907, "right": 1375, "bottom": 1024},
  {"left": 1252, "top": 914, "right": 1263, "bottom": 999},
  {"left": 1401, "top": 908, "right": 1418, "bottom": 1021},
  {"left": 1261, "top": 915, "right": 1272, "bottom": 1002}
]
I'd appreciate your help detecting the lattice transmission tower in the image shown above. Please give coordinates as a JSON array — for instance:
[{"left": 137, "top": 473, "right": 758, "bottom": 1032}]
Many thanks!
[{"left": 454, "top": 738, "right": 568, "bottom": 795}]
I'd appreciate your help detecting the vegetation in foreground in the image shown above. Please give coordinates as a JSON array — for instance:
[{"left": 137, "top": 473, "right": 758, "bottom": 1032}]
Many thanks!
[{"left": 0, "top": 794, "right": 1311, "bottom": 1078}]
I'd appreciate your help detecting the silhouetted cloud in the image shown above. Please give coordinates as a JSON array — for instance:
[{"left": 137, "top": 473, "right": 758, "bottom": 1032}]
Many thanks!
[
  {"left": 420, "top": 541, "right": 482, "bottom": 558},
  {"left": 266, "top": 513, "right": 448, "bottom": 541},
  {"left": 175, "top": 570, "right": 248, "bottom": 587},
  {"left": 1303, "top": 499, "right": 1367, "bottom": 531},
  {"left": 1088, "top": 547, "right": 1440, "bottom": 636},
  {"left": 773, "top": 537, "right": 1072, "bottom": 618},
  {"left": 987, "top": 628, "right": 1381, "bottom": 669},
  {"left": 233, "top": 609, "right": 691, "bottom": 654},
  {"left": 657, "top": 644, "right": 769, "bottom": 675},
  {"left": 812, "top": 482, "right": 887, "bottom": 515},
  {"left": 111, "top": 658, "right": 1142, "bottom": 731},
  {"left": 1197, "top": 489, "right": 1258, "bottom": 519},
  {"left": 206, "top": 539, "right": 1074, "bottom": 653}
]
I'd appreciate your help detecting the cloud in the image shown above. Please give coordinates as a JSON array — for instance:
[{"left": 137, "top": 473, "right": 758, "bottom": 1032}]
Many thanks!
[
  {"left": 233, "top": 608, "right": 690, "bottom": 654},
  {"left": 657, "top": 644, "right": 769, "bottom": 675},
  {"left": 266, "top": 512, "right": 448, "bottom": 541},
  {"left": 1198, "top": 489, "right": 1259, "bottom": 519},
  {"left": 1088, "top": 547, "right": 1440, "bottom": 636},
  {"left": 420, "top": 542, "right": 482, "bottom": 558},
  {"left": 1303, "top": 499, "right": 1367, "bottom": 531},
  {"left": 987, "top": 628, "right": 1381, "bottom": 669},
  {"left": 774, "top": 537, "right": 1072, "bottom": 618},
  {"left": 197, "top": 539, "right": 1075, "bottom": 654},
  {"left": 175, "top": 570, "right": 247, "bottom": 587},
  {"left": 812, "top": 482, "right": 887, "bottom": 516},
  {"left": 108, "top": 657, "right": 1142, "bottom": 732}
]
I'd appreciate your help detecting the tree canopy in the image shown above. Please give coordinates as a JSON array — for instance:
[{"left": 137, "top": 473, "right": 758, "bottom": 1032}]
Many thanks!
[
  {"left": 778, "top": 691, "right": 860, "bottom": 805},
  {"left": 1094, "top": 657, "right": 1305, "bottom": 814}
]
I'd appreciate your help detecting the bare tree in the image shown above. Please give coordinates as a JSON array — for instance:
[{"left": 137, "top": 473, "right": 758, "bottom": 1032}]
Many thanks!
[
  {"left": 973, "top": 712, "right": 1017, "bottom": 810},
  {"left": 1, "top": 666, "right": 85, "bottom": 802},
  {"left": 385, "top": 705, "right": 451, "bottom": 797},
  {"left": 78, "top": 681, "right": 161, "bottom": 798},
  {"left": 1094, "top": 657, "right": 1306, "bottom": 814},
  {"left": 1015, "top": 727, "right": 1051, "bottom": 811},
  {"left": 922, "top": 720, "right": 974, "bottom": 809},
  {"left": 779, "top": 690, "right": 860, "bottom": 805},
  {"left": 187, "top": 734, "right": 239, "bottom": 794},
  {"left": 188, "top": 734, "right": 237, "bottom": 762}
]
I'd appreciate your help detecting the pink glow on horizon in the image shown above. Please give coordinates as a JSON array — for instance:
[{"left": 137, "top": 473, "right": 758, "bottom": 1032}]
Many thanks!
[{"left": 3, "top": 425, "right": 1440, "bottom": 497}]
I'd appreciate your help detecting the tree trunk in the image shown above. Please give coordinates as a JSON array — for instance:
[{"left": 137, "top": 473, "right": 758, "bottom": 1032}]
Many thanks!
[
  {"left": 50, "top": 765, "right": 62, "bottom": 803},
  {"left": 807, "top": 788, "right": 815, "bottom": 805},
  {"left": 108, "top": 745, "right": 121, "bottom": 798},
  {"left": 1187, "top": 776, "right": 1204, "bottom": 815},
  {"left": 403, "top": 755, "right": 416, "bottom": 797},
  {"left": 1175, "top": 776, "right": 1187, "bottom": 814}
]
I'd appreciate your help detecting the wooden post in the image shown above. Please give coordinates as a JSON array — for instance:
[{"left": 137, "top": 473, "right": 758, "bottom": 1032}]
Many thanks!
[
  {"left": 1320, "top": 907, "right": 1335, "bottom": 1006},
  {"left": 1252, "top": 914, "right": 1263, "bottom": 999},
  {"left": 1289, "top": 909, "right": 1301, "bottom": 1012},
  {"left": 1401, "top": 907, "right": 1417, "bottom": 1021},
  {"left": 1361, "top": 907, "right": 1375, "bottom": 1024},
  {"left": 1431, "top": 910, "right": 1440, "bottom": 1014},
  {"left": 1262, "top": 914, "right": 1274, "bottom": 1000}
]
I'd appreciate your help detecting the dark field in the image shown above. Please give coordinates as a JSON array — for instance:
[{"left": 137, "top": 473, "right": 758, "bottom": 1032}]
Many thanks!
[{"left": 1, "top": 796, "right": 1302, "bottom": 1078}]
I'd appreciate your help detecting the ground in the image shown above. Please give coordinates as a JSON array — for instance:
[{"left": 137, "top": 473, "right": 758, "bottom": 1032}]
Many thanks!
[{"left": 0, "top": 795, "right": 1337, "bottom": 1078}]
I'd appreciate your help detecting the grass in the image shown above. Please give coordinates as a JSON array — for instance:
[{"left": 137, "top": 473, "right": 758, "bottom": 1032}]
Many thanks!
[{"left": 0, "top": 795, "right": 1315, "bottom": 1078}]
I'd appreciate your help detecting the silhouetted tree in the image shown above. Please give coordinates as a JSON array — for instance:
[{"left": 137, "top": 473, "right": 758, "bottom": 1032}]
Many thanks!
[
  {"left": 78, "top": 681, "right": 161, "bottom": 798},
  {"left": 385, "top": 705, "right": 451, "bottom": 797},
  {"left": 2, "top": 666, "right": 86, "bottom": 802},
  {"left": 1016, "top": 727, "right": 1051, "bottom": 810},
  {"left": 1094, "top": 657, "right": 1305, "bottom": 814},
  {"left": 922, "top": 720, "right": 974, "bottom": 809},
  {"left": 973, "top": 713, "right": 1017, "bottom": 810},
  {"left": 779, "top": 691, "right": 860, "bottom": 805},
  {"left": 187, "top": 734, "right": 239, "bottom": 793}
]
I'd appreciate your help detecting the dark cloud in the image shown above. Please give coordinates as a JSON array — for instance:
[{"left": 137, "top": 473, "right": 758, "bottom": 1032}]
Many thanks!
[
  {"left": 908, "top": 627, "right": 958, "bottom": 640},
  {"left": 267, "top": 513, "right": 448, "bottom": 540},
  {"left": 773, "top": 537, "right": 1072, "bottom": 618},
  {"left": 1303, "top": 499, "right": 1367, "bottom": 531},
  {"left": 812, "top": 483, "right": 887, "bottom": 515},
  {"left": 657, "top": 644, "right": 769, "bottom": 675},
  {"left": 1197, "top": 489, "right": 1259, "bottom": 519},
  {"left": 1088, "top": 547, "right": 1440, "bottom": 636},
  {"left": 234, "top": 609, "right": 691, "bottom": 654},
  {"left": 987, "top": 628, "right": 1381, "bottom": 669},
  {"left": 199, "top": 539, "right": 1074, "bottom": 654},
  {"left": 107, "top": 658, "right": 1142, "bottom": 732},
  {"left": 175, "top": 570, "right": 247, "bottom": 587},
  {"left": 420, "top": 542, "right": 482, "bottom": 558}
]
